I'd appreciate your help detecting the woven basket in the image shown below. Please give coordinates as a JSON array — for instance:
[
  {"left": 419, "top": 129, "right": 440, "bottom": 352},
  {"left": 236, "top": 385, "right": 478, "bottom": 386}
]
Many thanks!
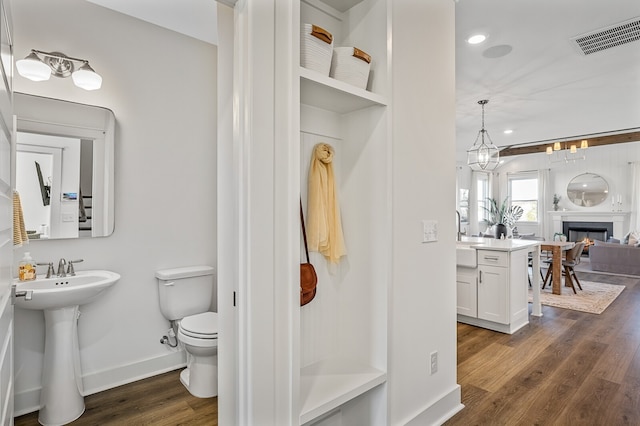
[
  {"left": 300, "top": 24, "right": 334, "bottom": 76},
  {"left": 329, "top": 47, "right": 371, "bottom": 89}
]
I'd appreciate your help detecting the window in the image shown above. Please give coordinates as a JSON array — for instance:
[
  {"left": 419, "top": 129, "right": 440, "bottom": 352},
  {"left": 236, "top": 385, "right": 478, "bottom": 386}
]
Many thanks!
[{"left": 509, "top": 173, "right": 538, "bottom": 222}]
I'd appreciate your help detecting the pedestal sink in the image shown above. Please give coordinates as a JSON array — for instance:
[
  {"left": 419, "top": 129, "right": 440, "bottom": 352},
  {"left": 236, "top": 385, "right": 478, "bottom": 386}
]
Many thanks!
[{"left": 13, "top": 270, "right": 120, "bottom": 425}]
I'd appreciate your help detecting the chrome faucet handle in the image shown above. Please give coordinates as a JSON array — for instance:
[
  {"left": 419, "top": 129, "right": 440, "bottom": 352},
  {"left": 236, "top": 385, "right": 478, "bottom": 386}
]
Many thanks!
[
  {"left": 67, "top": 259, "right": 84, "bottom": 276},
  {"left": 57, "top": 258, "right": 67, "bottom": 277},
  {"left": 37, "top": 262, "right": 55, "bottom": 278}
]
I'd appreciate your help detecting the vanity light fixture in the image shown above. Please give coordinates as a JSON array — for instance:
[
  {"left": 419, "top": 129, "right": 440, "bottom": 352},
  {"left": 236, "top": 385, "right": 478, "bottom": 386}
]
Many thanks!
[
  {"left": 467, "top": 99, "right": 499, "bottom": 171},
  {"left": 16, "top": 49, "right": 102, "bottom": 90}
]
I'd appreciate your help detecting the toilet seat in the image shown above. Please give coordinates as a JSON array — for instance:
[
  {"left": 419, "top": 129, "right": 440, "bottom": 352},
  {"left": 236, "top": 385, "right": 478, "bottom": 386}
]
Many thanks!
[{"left": 179, "top": 312, "right": 218, "bottom": 339}]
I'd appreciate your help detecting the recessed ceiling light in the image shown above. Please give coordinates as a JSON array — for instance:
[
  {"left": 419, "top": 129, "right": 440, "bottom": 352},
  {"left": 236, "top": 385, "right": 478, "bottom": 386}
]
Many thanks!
[
  {"left": 503, "top": 129, "right": 513, "bottom": 134},
  {"left": 467, "top": 34, "right": 487, "bottom": 44}
]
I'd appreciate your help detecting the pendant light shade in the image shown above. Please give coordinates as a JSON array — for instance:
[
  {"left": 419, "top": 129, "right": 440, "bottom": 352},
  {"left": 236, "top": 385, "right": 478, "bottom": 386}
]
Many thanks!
[
  {"left": 16, "top": 51, "right": 52, "bottom": 81},
  {"left": 467, "top": 100, "right": 499, "bottom": 171}
]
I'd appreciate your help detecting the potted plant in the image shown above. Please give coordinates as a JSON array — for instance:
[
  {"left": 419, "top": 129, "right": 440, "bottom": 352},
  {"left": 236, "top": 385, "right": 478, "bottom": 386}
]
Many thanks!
[
  {"left": 483, "top": 197, "right": 524, "bottom": 238},
  {"left": 553, "top": 193, "right": 561, "bottom": 211}
]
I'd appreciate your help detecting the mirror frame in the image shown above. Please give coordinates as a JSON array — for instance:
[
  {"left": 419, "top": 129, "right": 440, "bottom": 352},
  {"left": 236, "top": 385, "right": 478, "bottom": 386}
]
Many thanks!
[
  {"left": 14, "top": 92, "right": 115, "bottom": 238},
  {"left": 566, "top": 172, "right": 609, "bottom": 208}
]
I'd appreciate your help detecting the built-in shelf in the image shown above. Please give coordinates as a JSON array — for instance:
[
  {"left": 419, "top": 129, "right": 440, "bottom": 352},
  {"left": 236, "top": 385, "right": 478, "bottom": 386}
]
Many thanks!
[
  {"left": 299, "top": 358, "right": 386, "bottom": 424},
  {"left": 300, "top": 67, "right": 388, "bottom": 114}
]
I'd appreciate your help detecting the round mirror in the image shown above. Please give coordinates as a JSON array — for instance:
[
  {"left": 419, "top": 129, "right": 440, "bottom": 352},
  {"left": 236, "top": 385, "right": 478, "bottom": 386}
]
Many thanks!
[{"left": 566, "top": 173, "right": 609, "bottom": 207}]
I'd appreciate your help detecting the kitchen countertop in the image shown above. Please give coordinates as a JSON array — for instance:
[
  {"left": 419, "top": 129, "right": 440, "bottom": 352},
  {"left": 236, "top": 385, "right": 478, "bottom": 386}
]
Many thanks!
[{"left": 457, "top": 236, "right": 540, "bottom": 252}]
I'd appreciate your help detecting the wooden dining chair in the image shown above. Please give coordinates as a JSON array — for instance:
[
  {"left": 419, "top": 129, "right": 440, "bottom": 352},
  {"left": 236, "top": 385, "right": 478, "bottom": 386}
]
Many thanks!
[{"left": 542, "top": 242, "right": 585, "bottom": 294}]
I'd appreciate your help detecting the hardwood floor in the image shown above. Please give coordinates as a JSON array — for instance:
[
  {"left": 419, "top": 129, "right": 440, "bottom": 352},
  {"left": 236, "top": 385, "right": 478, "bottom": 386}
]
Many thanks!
[
  {"left": 14, "top": 271, "right": 640, "bottom": 425},
  {"left": 14, "top": 370, "right": 217, "bottom": 426},
  {"left": 446, "top": 270, "right": 640, "bottom": 425}
]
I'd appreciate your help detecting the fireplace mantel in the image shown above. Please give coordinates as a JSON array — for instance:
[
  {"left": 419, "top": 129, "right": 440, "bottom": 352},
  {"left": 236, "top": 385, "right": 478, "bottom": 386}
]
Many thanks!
[{"left": 548, "top": 211, "right": 630, "bottom": 239}]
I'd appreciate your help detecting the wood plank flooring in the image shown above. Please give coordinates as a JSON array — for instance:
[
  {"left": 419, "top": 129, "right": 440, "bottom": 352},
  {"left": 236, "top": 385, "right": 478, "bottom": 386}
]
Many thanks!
[
  {"left": 446, "top": 270, "right": 640, "bottom": 425},
  {"left": 14, "top": 370, "right": 217, "bottom": 426},
  {"left": 14, "top": 270, "right": 640, "bottom": 425}
]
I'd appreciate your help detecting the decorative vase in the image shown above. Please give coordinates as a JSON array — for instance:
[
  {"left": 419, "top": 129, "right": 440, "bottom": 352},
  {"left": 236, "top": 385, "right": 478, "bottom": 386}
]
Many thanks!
[
  {"left": 553, "top": 203, "right": 559, "bottom": 211},
  {"left": 495, "top": 223, "right": 508, "bottom": 239}
]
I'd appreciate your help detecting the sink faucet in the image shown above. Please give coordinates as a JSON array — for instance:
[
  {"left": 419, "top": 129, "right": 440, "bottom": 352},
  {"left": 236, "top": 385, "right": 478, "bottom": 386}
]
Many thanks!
[
  {"left": 67, "top": 259, "right": 84, "bottom": 276},
  {"left": 456, "top": 210, "right": 462, "bottom": 241},
  {"left": 57, "top": 258, "right": 67, "bottom": 277},
  {"left": 37, "top": 262, "right": 55, "bottom": 278}
]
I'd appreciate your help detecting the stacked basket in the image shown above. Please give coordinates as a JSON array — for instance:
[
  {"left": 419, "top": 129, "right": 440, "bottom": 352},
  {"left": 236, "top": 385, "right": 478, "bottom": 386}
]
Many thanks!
[
  {"left": 300, "top": 23, "right": 372, "bottom": 91},
  {"left": 300, "top": 24, "right": 334, "bottom": 76},
  {"left": 329, "top": 47, "right": 371, "bottom": 90}
]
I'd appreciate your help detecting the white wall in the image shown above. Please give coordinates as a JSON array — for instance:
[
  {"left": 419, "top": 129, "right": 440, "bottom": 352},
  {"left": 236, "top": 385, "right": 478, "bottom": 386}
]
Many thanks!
[
  {"left": 390, "top": 1, "right": 461, "bottom": 424},
  {"left": 12, "top": 0, "right": 217, "bottom": 414}
]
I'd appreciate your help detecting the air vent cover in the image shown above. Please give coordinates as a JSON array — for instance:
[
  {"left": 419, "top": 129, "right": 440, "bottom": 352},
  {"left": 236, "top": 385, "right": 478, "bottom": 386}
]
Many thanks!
[{"left": 571, "top": 17, "right": 640, "bottom": 55}]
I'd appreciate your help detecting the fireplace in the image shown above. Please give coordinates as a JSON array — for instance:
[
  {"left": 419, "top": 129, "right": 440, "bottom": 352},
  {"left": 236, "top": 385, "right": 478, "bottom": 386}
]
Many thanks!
[{"left": 563, "top": 221, "right": 614, "bottom": 255}]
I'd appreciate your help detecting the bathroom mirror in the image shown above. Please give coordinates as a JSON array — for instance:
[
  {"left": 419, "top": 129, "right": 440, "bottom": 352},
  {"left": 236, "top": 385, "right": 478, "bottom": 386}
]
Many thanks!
[
  {"left": 14, "top": 92, "right": 115, "bottom": 239},
  {"left": 566, "top": 172, "right": 609, "bottom": 207}
]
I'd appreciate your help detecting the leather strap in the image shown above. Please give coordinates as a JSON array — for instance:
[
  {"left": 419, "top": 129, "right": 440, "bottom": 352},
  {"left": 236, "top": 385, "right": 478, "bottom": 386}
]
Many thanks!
[{"left": 300, "top": 200, "right": 310, "bottom": 263}]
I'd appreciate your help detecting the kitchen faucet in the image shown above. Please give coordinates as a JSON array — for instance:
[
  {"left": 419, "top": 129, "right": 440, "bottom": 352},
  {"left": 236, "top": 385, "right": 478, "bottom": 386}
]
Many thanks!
[{"left": 456, "top": 210, "right": 462, "bottom": 241}]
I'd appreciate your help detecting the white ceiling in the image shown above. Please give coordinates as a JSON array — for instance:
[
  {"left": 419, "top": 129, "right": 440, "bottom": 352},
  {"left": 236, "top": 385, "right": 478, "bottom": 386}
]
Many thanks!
[
  {"left": 88, "top": 0, "right": 640, "bottom": 156},
  {"left": 86, "top": 0, "right": 218, "bottom": 45},
  {"left": 456, "top": 0, "right": 640, "bottom": 155}
]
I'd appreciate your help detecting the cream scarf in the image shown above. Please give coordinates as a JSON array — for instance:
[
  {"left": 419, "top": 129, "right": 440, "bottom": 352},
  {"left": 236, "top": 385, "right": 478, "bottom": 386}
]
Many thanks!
[{"left": 307, "top": 143, "right": 346, "bottom": 264}]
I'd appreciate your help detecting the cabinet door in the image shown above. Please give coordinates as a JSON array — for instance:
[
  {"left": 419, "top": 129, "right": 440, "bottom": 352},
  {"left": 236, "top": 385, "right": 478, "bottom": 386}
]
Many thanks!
[
  {"left": 477, "top": 264, "right": 508, "bottom": 324},
  {"left": 456, "top": 269, "right": 477, "bottom": 317}
]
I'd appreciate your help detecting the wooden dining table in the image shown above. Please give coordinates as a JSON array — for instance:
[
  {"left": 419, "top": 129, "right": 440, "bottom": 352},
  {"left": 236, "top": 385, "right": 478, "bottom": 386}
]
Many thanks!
[{"left": 540, "top": 240, "right": 575, "bottom": 295}]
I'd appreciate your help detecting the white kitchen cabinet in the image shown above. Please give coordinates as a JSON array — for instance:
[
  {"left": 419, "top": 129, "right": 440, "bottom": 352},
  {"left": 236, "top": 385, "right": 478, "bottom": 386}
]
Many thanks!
[
  {"left": 477, "top": 263, "right": 508, "bottom": 324},
  {"left": 457, "top": 246, "right": 531, "bottom": 334},
  {"left": 477, "top": 249, "right": 509, "bottom": 324},
  {"left": 456, "top": 267, "right": 477, "bottom": 317},
  {"left": 297, "top": 0, "right": 390, "bottom": 424}
]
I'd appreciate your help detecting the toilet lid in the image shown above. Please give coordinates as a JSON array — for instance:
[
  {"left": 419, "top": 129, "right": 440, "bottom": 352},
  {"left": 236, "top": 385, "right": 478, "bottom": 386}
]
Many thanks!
[{"left": 180, "top": 312, "right": 218, "bottom": 337}]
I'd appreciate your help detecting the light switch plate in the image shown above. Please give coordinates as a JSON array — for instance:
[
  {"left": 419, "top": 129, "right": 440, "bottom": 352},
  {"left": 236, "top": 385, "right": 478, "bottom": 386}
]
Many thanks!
[{"left": 422, "top": 220, "right": 438, "bottom": 243}]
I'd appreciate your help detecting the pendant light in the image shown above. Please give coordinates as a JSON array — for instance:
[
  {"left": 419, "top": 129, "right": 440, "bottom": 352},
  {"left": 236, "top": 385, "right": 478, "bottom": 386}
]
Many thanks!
[{"left": 467, "top": 99, "right": 499, "bottom": 170}]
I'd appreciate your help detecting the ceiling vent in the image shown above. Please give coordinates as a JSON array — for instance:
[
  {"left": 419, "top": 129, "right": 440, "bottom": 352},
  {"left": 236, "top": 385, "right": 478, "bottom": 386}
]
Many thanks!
[{"left": 571, "top": 17, "right": 640, "bottom": 55}]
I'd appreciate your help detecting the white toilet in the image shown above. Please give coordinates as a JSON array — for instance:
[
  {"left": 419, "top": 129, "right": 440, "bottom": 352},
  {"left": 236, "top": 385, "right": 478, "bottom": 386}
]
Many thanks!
[{"left": 156, "top": 265, "right": 218, "bottom": 398}]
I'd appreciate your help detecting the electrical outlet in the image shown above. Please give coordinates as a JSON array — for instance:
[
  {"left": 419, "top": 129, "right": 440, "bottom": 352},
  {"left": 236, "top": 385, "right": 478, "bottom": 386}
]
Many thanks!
[{"left": 430, "top": 351, "right": 438, "bottom": 375}]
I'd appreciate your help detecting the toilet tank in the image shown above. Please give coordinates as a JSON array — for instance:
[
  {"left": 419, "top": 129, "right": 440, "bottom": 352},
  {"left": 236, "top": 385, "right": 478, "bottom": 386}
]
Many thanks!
[{"left": 156, "top": 266, "right": 215, "bottom": 321}]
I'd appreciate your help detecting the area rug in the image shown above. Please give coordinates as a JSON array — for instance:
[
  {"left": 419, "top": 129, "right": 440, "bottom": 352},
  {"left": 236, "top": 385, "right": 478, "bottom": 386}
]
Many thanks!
[{"left": 528, "top": 281, "right": 625, "bottom": 314}]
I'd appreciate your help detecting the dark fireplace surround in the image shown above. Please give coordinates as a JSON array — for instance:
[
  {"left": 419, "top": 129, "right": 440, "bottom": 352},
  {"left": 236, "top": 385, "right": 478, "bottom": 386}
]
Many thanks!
[{"left": 563, "top": 221, "right": 614, "bottom": 254}]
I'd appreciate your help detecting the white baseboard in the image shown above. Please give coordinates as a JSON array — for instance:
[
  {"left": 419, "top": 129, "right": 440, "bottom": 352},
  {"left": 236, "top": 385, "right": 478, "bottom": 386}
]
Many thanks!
[
  {"left": 404, "top": 385, "right": 464, "bottom": 426},
  {"left": 14, "top": 350, "right": 187, "bottom": 417}
]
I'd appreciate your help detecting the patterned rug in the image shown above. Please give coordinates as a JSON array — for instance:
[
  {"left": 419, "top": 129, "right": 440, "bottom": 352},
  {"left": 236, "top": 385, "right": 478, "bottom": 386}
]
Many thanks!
[{"left": 528, "top": 280, "right": 625, "bottom": 314}]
